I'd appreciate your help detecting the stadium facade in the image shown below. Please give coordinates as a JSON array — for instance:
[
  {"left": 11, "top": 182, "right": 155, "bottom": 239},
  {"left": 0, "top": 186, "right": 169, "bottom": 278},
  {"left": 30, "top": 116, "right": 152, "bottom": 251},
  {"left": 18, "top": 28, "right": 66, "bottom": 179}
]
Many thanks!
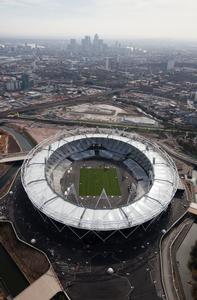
[{"left": 21, "top": 128, "right": 179, "bottom": 241}]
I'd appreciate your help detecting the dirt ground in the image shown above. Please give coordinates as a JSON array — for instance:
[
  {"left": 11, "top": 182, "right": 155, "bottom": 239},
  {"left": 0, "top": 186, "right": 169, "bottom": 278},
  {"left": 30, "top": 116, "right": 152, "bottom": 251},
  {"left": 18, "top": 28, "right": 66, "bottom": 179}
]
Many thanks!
[{"left": 10, "top": 121, "right": 62, "bottom": 143}]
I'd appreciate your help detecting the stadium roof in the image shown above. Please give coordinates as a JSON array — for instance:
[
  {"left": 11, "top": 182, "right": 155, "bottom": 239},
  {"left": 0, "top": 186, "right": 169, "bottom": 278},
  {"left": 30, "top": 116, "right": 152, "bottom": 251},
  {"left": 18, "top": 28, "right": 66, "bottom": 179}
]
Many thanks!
[{"left": 21, "top": 128, "right": 178, "bottom": 231}]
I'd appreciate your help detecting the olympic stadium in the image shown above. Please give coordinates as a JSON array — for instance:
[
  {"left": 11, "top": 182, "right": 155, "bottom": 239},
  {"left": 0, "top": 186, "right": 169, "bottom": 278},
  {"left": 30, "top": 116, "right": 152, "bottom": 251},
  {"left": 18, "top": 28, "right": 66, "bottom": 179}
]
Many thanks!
[{"left": 21, "top": 127, "right": 179, "bottom": 240}]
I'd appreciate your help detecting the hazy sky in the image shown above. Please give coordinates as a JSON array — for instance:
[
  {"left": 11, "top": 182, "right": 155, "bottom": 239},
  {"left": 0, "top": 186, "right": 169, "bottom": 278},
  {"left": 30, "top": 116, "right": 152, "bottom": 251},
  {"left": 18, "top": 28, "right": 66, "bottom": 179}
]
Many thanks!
[{"left": 0, "top": 0, "right": 197, "bottom": 40}]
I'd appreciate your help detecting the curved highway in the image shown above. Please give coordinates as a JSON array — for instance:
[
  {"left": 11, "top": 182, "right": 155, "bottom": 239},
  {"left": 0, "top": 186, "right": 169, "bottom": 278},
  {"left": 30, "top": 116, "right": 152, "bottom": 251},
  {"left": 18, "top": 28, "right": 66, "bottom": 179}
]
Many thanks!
[
  {"left": 0, "top": 125, "right": 35, "bottom": 195},
  {"left": 0, "top": 125, "right": 34, "bottom": 152}
]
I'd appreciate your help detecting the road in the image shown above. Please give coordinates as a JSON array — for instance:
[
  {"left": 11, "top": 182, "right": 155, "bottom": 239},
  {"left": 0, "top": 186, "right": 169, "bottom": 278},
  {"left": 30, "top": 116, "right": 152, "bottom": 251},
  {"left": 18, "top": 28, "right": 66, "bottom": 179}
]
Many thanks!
[
  {"left": 3, "top": 114, "right": 197, "bottom": 135},
  {"left": 0, "top": 125, "right": 34, "bottom": 196},
  {"left": 0, "top": 125, "right": 34, "bottom": 152},
  {"left": 0, "top": 87, "right": 133, "bottom": 118},
  {"left": 2, "top": 116, "right": 197, "bottom": 168},
  {"left": 0, "top": 88, "right": 196, "bottom": 135},
  {"left": 157, "top": 142, "right": 197, "bottom": 167}
]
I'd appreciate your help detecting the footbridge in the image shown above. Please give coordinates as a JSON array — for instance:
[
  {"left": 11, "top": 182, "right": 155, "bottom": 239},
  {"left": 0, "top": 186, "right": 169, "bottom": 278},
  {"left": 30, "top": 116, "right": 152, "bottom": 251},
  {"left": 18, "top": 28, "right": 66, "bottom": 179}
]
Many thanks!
[{"left": 0, "top": 152, "right": 29, "bottom": 163}]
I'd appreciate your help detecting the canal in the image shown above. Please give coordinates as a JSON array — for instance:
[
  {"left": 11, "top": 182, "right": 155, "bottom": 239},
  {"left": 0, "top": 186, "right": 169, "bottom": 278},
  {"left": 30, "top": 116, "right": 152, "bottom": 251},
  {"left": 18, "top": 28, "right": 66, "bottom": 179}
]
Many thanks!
[
  {"left": 0, "top": 162, "right": 21, "bottom": 190},
  {"left": 0, "top": 243, "right": 29, "bottom": 297},
  {"left": 0, "top": 125, "right": 35, "bottom": 296}
]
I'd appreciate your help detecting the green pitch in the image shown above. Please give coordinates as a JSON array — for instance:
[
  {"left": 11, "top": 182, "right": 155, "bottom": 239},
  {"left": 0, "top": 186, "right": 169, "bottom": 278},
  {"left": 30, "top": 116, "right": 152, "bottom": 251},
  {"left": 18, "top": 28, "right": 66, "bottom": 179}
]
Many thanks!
[{"left": 79, "top": 167, "right": 121, "bottom": 196}]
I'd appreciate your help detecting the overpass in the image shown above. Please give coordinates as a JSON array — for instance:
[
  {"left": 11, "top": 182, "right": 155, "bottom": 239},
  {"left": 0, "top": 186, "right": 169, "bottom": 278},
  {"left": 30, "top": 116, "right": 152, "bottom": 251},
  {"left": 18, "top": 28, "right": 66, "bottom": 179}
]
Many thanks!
[{"left": 0, "top": 152, "right": 28, "bottom": 163}]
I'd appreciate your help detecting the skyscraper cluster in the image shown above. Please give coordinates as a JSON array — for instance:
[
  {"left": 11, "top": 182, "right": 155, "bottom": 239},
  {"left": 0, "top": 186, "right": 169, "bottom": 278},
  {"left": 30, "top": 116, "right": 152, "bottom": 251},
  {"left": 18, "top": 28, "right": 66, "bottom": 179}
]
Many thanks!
[{"left": 67, "top": 34, "right": 107, "bottom": 56}]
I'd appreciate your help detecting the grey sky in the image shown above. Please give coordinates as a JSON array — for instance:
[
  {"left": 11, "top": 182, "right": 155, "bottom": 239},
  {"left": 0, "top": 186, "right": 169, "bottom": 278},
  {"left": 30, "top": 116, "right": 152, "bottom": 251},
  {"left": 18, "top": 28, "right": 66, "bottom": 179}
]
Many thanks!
[{"left": 0, "top": 0, "right": 197, "bottom": 39}]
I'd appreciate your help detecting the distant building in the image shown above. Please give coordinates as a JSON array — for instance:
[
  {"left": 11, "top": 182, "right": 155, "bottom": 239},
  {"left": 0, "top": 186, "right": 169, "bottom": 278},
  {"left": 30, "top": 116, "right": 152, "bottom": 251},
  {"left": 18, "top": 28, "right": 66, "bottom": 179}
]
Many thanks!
[
  {"left": 93, "top": 33, "right": 104, "bottom": 52},
  {"left": 105, "top": 57, "right": 110, "bottom": 71},
  {"left": 81, "top": 36, "right": 91, "bottom": 52},
  {"left": 6, "top": 79, "right": 21, "bottom": 91},
  {"left": 167, "top": 59, "right": 175, "bottom": 71},
  {"left": 67, "top": 33, "right": 106, "bottom": 56},
  {"left": 93, "top": 34, "right": 99, "bottom": 48},
  {"left": 26, "top": 91, "right": 42, "bottom": 99},
  {"left": 67, "top": 38, "right": 78, "bottom": 55},
  {"left": 21, "top": 73, "right": 30, "bottom": 90},
  {"left": 70, "top": 39, "right": 77, "bottom": 49},
  {"left": 194, "top": 92, "right": 197, "bottom": 102},
  {"left": 70, "top": 38, "right": 77, "bottom": 47}
]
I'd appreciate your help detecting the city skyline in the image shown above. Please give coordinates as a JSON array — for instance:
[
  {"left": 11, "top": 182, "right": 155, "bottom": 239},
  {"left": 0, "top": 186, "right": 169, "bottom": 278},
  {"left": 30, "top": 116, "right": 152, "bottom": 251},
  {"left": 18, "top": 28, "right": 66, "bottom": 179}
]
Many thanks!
[{"left": 0, "top": 0, "right": 197, "bottom": 40}]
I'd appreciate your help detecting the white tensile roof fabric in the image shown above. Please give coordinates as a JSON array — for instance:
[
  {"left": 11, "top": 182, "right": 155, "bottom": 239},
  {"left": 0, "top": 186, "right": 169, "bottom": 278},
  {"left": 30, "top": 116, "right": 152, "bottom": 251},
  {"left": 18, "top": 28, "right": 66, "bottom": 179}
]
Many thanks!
[{"left": 21, "top": 129, "right": 178, "bottom": 231}]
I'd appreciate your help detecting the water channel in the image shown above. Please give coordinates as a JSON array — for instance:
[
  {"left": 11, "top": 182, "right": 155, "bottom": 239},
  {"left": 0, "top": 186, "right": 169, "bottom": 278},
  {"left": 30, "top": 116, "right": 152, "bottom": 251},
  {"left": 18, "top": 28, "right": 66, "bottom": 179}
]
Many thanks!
[
  {"left": 0, "top": 243, "right": 29, "bottom": 297},
  {"left": 0, "top": 125, "right": 34, "bottom": 297}
]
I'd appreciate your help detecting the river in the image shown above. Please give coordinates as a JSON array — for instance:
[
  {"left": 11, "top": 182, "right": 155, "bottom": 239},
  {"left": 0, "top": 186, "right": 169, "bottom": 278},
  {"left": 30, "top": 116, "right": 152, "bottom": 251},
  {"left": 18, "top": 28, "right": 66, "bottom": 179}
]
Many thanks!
[
  {"left": 0, "top": 125, "right": 34, "bottom": 297},
  {"left": 0, "top": 243, "right": 29, "bottom": 297}
]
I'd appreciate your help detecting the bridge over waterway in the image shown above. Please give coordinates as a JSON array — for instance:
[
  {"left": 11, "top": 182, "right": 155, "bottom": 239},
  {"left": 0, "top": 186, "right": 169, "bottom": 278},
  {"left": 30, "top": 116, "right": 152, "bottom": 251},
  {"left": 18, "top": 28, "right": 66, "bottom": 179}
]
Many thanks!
[{"left": 0, "top": 152, "right": 28, "bottom": 163}]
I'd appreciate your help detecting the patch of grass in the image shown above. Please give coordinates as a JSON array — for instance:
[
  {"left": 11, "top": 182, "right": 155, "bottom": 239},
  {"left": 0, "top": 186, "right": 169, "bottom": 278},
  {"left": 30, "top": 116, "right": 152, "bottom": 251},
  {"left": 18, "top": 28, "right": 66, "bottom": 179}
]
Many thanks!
[{"left": 79, "top": 167, "right": 121, "bottom": 196}]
